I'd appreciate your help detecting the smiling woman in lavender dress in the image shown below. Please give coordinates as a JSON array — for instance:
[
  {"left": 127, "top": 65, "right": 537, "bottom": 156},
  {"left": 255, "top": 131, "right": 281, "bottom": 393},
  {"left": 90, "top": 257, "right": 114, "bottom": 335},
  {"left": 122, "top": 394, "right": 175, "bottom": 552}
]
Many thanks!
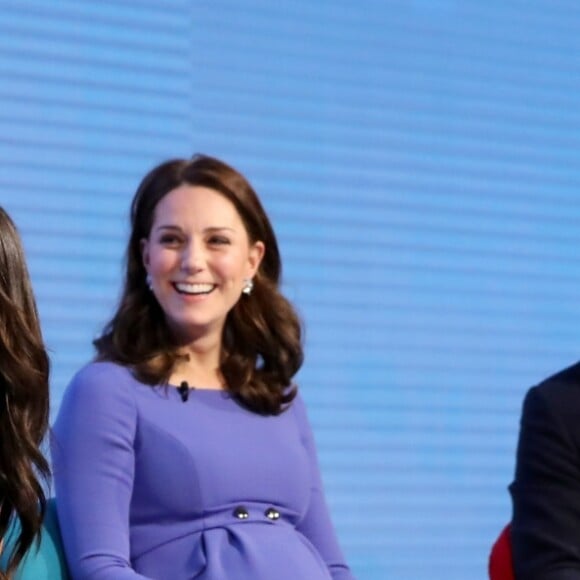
[{"left": 51, "top": 154, "right": 355, "bottom": 580}]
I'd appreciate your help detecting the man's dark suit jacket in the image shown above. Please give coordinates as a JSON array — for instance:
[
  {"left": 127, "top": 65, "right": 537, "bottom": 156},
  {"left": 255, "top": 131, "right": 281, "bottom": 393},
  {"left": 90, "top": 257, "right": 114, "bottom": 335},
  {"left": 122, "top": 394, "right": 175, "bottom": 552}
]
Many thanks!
[{"left": 510, "top": 361, "right": 580, "bottom": 580}]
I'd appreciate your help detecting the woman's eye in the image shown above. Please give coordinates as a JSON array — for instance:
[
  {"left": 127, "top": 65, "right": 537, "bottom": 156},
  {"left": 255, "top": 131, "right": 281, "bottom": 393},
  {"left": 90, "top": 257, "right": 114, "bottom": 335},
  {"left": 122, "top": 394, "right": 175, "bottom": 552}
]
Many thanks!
[
  {"left": 209, "top": 236, "right": 230, "bottom": 245},
  {"left": 159, "top": 235, "right": 180, "bottom": 245}
]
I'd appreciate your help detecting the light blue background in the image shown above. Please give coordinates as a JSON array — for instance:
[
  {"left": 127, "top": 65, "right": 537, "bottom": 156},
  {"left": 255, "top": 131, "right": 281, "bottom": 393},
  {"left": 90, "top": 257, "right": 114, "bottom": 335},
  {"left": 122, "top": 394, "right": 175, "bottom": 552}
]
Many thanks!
[{"left": 2, "top": 1, "right": 580, "bottom": 578}]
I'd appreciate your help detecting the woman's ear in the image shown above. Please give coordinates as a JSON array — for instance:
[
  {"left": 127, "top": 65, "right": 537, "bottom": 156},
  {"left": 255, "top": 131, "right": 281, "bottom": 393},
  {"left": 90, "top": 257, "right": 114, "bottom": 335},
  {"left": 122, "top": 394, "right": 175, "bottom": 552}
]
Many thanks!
[
  {"left": 247, "top": 241, "right": 265, "bottom": 277},
  {"left": 140, "top": 238, "right": 150, "bottom": 271}
]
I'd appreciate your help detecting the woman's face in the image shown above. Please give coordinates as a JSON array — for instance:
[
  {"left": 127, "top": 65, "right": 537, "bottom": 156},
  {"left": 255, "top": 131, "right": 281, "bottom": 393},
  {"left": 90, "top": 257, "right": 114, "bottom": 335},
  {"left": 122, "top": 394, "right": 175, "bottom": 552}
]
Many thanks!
[{"left": 141, "top": 184, "right": 264, "bottom": 344}]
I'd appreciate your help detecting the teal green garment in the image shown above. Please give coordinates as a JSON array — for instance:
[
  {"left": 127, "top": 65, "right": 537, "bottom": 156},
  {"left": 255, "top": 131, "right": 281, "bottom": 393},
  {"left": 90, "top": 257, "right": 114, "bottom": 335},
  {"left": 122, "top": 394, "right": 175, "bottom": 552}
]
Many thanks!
[{"left": 0, "top": 499, "right": 68, "bottom": 579}]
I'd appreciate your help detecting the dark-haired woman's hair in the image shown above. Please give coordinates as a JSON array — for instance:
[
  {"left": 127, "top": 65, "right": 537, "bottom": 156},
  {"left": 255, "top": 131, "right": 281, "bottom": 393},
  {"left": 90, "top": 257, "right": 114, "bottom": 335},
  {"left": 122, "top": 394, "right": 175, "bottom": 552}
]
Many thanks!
[
  {"left": 94, "top": 154, "right": 303, "bottom": 414},
  {"left": 0, "top": 208, "right": 50, "bottom": 579}
]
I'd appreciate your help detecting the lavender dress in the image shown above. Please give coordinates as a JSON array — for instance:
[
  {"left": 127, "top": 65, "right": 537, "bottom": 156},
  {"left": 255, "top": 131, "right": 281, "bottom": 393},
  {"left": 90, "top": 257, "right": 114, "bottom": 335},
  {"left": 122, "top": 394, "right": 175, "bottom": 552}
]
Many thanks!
[{"left": 51, "top": 362, "right": 354, "bottom": 580}]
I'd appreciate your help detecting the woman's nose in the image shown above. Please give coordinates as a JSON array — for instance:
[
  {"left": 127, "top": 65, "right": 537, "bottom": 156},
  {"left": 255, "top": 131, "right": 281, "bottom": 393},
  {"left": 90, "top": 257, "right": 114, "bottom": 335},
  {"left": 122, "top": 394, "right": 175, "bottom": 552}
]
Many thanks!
[{"left": 180, "top": 241, "right": 204, "bottom": 273}]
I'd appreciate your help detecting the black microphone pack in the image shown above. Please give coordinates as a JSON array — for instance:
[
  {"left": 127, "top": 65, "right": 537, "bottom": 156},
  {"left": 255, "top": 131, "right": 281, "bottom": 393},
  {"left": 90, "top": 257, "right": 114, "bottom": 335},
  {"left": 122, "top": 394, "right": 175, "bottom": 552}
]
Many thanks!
[{"left": 178, "top": 381, "right": 190, "bottom": 402}]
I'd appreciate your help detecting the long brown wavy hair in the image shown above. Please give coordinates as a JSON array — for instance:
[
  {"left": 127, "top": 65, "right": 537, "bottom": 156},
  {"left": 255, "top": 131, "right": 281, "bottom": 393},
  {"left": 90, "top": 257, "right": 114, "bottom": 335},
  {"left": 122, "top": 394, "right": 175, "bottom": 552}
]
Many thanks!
[
  {"left": 0, "top": 208, "right": 50, "bottom": 579},
  {"left": 95, "top": 154, "right": 303, "bottom": 414}
]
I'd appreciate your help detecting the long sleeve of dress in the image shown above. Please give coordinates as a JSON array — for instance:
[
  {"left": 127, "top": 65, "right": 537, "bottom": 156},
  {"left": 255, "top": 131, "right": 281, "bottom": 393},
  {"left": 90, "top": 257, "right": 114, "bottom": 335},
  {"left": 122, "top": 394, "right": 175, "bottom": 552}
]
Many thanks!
[
  {"left": 51, "top": 363, "right": 150, "bottom": 580},
  {"left": 292, "top": 396, "right": 355, "bottom": 580},
  {"left": 509, "top": 384, "right": 580, "bottom": 580}
]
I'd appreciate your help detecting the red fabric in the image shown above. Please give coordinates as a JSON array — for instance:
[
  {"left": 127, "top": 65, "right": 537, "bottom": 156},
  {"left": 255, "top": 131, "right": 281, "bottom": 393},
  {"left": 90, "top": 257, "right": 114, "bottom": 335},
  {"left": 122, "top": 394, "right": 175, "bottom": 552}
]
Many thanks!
[{"left": 489, "top": 524, "right": 514, "bottom": 580}]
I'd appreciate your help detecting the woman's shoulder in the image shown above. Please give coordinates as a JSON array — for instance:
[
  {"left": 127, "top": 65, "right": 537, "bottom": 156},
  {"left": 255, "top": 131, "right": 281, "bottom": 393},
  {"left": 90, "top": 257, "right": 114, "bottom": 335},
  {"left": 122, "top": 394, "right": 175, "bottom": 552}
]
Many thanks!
[
  {"left": 0, "top": 500, "right": 68, "bottom": 580},
  {"left": 68, "top": 360, "right": 138, "bottom": 389},
  {"left": 60, "top": 361, "right": 139, "bottom": 411},
  {"left": 287, "top": 389, "right": 312, "bottom": 428},
  {"left": 72, "top": 360, "right": 133, "bottom": 383}
]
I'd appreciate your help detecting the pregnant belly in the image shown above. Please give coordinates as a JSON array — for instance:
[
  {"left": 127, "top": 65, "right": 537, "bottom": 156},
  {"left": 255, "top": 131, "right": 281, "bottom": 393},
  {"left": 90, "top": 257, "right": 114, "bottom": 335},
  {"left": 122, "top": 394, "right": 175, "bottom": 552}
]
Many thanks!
[{"left": 134, "top": 521, "right": 332, "bottom": 580}]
